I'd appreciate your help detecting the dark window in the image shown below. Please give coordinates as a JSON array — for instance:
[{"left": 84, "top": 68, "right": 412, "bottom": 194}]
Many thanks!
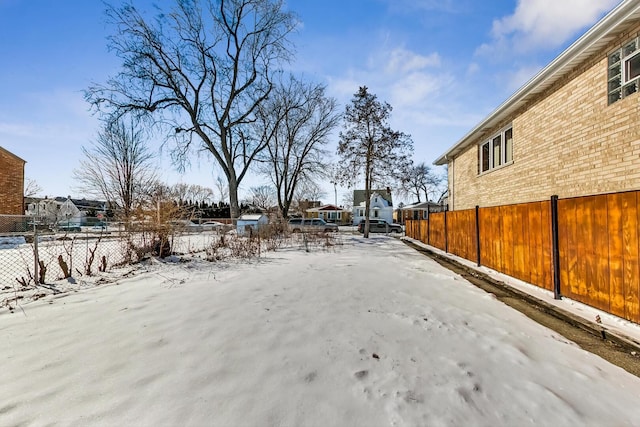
[
  {"left": 492, "top": 135, "right": 502, "bottom": 168},
  {"left": 609, "top": 38, "right": 640, "bottom": 105},
  {"left": 479, "top": 127, "right": 512, "bottom": 174},
  {"left": 626, "top": 53, "right": 640, "bottom": 81},
  {"left": 481, "top": 142, "right": 490, "bottom": 172}
]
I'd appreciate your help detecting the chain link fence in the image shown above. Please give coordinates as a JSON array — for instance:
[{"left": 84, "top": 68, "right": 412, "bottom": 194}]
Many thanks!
[
  {"left": 1, "top": 215, "right": 341, "bottom": 311},
  {"left": 0, "top": 215, "right": 226, "bottom": 291}
]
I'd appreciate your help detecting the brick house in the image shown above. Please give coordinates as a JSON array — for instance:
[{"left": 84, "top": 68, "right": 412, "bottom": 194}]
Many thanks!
[
  {"left": 435, "top": 1, "right": 640, "bottom": 211},
  {"left": 0, "top": 146, "right": 26, "bottom": 215}
]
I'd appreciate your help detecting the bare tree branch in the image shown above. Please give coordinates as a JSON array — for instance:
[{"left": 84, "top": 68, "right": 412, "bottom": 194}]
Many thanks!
[
  {"left": 397, "top": 162, "right": 442, "bottom": 203},
  {"left": 73, "top": 118, "right": 158, "bottom": 221},
  {"left": 24, "top": 178, "right": 42, "bottom": 198},
  {"left": 255, "top": 75, "right": 340, "bottom": 218},
  {"left": 86, "top": 0, "right": 297, "bottom": 218},
  {"left": 249, "top": 184, "right": 276, "bottom": 210}
]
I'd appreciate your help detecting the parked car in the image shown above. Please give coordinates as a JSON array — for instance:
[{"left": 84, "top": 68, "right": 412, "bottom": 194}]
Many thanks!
[
  {"left": 357, "top": 219, "right": 403, "bottom": 234},
  {"left": 288, "top": 218, "right": 339, "bottom": 233},
  {"left": 52, "top": 220, "right": 81, "bottom": 232},
  {"left": 200, "top": 221, "right": 226, "bottom": 231},
  {"left": 168, "top": 219, "right": 202, "bottom": 231},
  {"left": 168, "top": 219, "right": 226, "bottom": 232},
  {"left": 91, "top": 221, "right": 107, "bottom": 231}
]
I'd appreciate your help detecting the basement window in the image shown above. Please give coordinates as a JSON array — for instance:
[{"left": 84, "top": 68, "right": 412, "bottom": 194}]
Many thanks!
[
  {"left": 479, "top": 126, "right": 513, "bottom": 174},
  {"left": 608, "top": 37, "right": 640, "bottom": 105}
]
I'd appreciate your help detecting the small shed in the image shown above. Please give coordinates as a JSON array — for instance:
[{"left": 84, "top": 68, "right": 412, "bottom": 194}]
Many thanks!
[{"left": 236, "top": 214, "right": 269, "bottom": 236}]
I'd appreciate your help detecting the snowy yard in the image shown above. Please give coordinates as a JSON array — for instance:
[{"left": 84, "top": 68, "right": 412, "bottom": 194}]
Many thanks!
[{"left": 2, "top": 234, "right": 640, "bottom": 426}]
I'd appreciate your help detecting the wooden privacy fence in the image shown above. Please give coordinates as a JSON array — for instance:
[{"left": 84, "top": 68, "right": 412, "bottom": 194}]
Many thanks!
[{"left": 406, "top": 190, "right": 640, "bottom": 324}]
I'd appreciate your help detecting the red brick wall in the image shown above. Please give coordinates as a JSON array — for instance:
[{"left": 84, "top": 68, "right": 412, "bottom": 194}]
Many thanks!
[{"left": 0, "top": 148, "right": 25, "bottom": 215}]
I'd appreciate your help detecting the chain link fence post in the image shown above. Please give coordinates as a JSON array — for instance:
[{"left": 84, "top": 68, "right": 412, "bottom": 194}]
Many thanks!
[{"left": 33, "top": 219, "right": 39, "bottom": 285}]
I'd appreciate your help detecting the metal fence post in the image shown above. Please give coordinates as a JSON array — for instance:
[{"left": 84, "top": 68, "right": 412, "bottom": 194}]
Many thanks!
[
  {"left": 33, "top": 221, "right": 39, "bottom": 285},
  {"left": 550, "top": 195, "right": 561, "bottom": 300},
  {"left": 475, "top": 205, "right": 481, "bottom": 267}
]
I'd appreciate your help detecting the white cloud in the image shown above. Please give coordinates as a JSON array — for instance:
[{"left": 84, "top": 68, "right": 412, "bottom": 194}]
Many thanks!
[
  {"left": 326, "top": 46, "right": 449, "bottom": 112},
  {"left": 480, "top": 0, "right": 620, "bottom": 55},
  {"left": 385, "top": 48, "right": 440, "bottom": 74},
  {"left": 390, "top": 71, "right": 450, "bottom": 108},
  {"left": 466, "top": 62, "right": 480, "bottom": 76}
]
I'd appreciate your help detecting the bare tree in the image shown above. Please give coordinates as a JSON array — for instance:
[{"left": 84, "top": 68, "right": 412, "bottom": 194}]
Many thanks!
[
  {"left": 336, "top": 86, "right": 413, "bottom": 237},
  {"left": 166, "top": 183, "right": 215, "bottom": 219},
  {"left": 188, "top": 184, "right": 215, "bottom": 205},
  {"left": 85, "top": 0, "right": 297, "bottom": 218},
  {"left": 341, "top": 192, "right": 353, "bottom": 210},
  {"left": 249, "top": 185, "right": 276, "bottom": 210},
  {"left": 24, "top": 178, "right": 42, "bottom": 198},
  {"left": 73, "top": 119, "right": 157, "bottom": 221},
  {"left": 214, "top": 175, "right": 229, "bottom": 204},
  {"left": 255, "top": 76, "right": 340, "bottom": 218},
  {"left": 399, "top": 162, "right": 442, "bottom": 203},
  {"left": 294, "top": 179, "right": 326, "bottom": 204}
]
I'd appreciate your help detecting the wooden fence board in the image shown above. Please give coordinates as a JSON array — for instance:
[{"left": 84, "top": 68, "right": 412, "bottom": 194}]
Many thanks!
[
  {"left": 479, "top": 208, "right": 496, "bottom": 270},
  {"left": 429, "top": 213, "right": 446, "bottom": 251},
  {"left": 607, "top": 193, "right": 625, "bottom": 318},
  {"left": 623, "top": 193, "right": 640, "bottom": 322},
  {"left": 494, "top": 207, "right": 503, "bottom": 273},
  {"left": 557, "top": 199, "right": 567, "bottom": 296},
  {"left": 514, "top": 203, "right": 530, "bottom": 284},
  {"left": 570, "top": 198, "right": 582, "bottom": 303},
  {"left": 576, "top": 197, "right": 590, "bottom": 304},
  {"left": 540, "top": 202, "right": 553, "bottom": 291},
  {"left": 593, "top": 196, "right": 610, "bottom": 312},
  {"left": 501, "top": 205, "right": 514, "bottom": 277},
  {"left": 528, "top": 202, "right": 542, "bottom": 288},
  {"left": 421, "top": 219, "right": 428, "bottom": 243}
]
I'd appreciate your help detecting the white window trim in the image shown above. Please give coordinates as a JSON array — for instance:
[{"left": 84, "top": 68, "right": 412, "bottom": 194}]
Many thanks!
[
  {"left": 478, "top": 126, "right": 513, "bottom": 176},
  {"left": 608, "top": 36, "right": 640, "bottom": 105}
]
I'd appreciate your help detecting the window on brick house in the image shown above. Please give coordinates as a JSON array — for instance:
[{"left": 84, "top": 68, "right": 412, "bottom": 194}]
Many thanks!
[
  {"left": 608, "top": 37, "right": 640, "bottom": 105},
  {"left": 478, "top": 126, "right": 513, "bottom": 174}
]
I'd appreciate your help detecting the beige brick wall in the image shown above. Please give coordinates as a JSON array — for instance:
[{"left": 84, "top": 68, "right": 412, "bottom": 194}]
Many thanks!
[
  {"left": 0, "top": 148, "right": 25, "bottom": 215},
  {"left": 449, "top": 25, "right": 640, "bottom": 211}
]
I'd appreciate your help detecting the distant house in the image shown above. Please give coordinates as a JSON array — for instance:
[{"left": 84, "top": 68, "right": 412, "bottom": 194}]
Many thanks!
[
  {"left": 236, "top": 213, "right": 269, "bottom": 236},
  {"left": 26, "top": 196, "right": 89, "bottom": 225},
  {"left": 304, "top": 204, "right": 351, "bottom": 225},
  {"left": 0, "top": 146, "right": 25, "bottom": 215},
  {"left": 352, "top": 189, "right": 393, "bottom": 225},
  {"left": 397, "top": 201, "right": 446, "bottom": 224},
  {"left": 434, "top": 1, "right": 640, "bottom": 210},
  {"left": 58, "top": 197, "right": 84, "bottom": 225}
]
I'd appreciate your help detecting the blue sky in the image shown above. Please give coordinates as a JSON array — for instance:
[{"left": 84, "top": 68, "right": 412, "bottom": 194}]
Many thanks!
[{"left": 0, "top": 0, "right": 621, "bottom": 204}]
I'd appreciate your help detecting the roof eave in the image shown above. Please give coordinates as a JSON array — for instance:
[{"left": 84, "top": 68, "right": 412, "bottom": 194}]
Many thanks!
[
  {"left": 433, "top": 0, "right": 640, "bottom": 165},
  {"left": 0, "top": 146, "right": 26, "bottom": 164}
]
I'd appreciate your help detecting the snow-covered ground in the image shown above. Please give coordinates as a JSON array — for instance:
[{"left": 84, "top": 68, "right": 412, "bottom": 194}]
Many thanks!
[
  {"left": 405, "top": 237, "right": 640, "bottom": 346},
  {"left": 2, "top": 234, "right": 640, "bottom": 426}
]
